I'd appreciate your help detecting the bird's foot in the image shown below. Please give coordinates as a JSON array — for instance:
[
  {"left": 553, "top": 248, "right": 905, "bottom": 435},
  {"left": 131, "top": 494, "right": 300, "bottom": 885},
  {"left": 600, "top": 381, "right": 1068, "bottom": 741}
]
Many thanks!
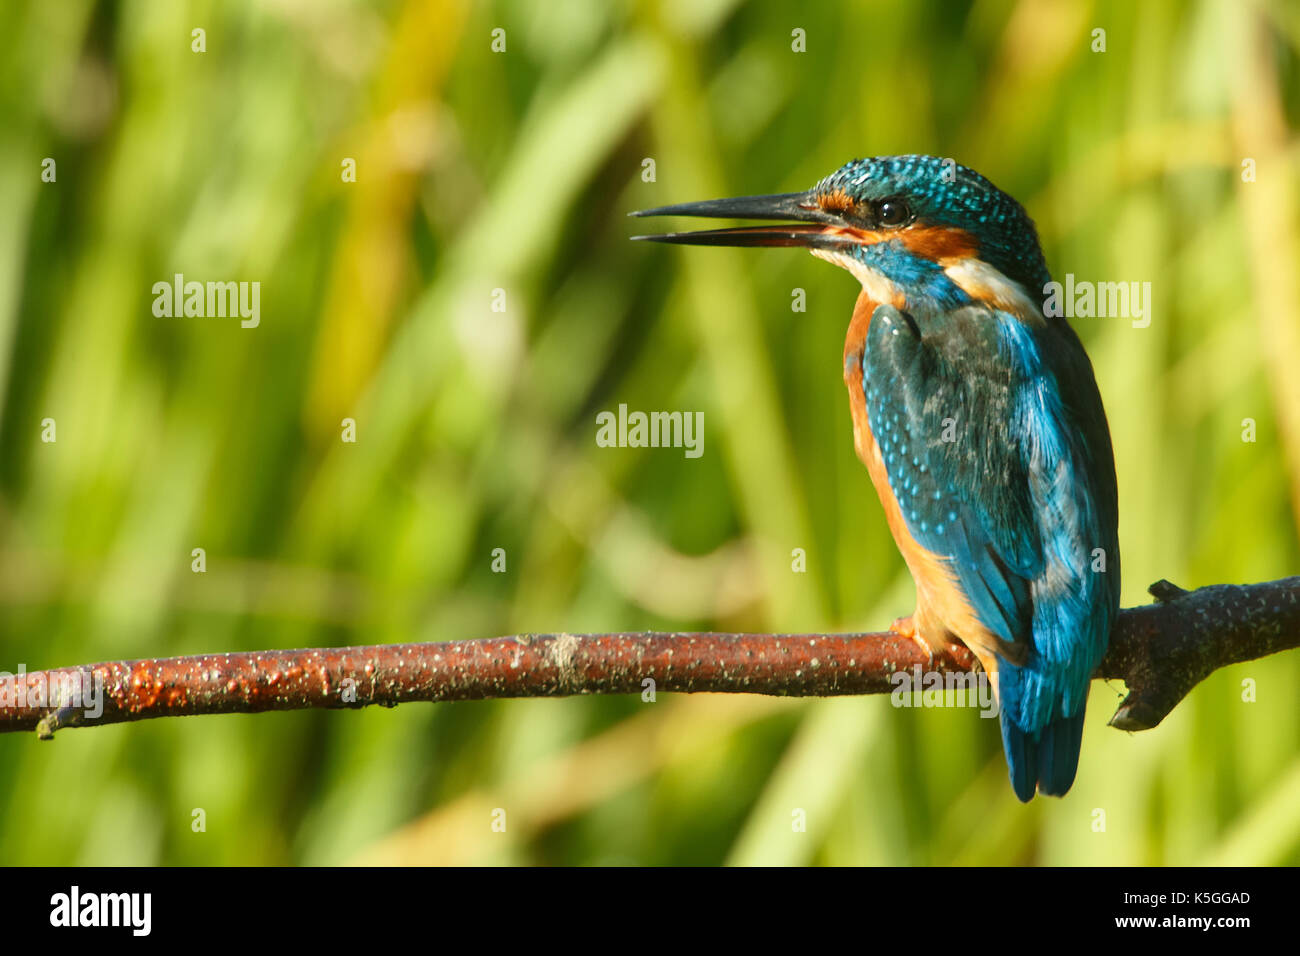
[{"left": 891, "top": 615, "right": 936, "bottom": 666}]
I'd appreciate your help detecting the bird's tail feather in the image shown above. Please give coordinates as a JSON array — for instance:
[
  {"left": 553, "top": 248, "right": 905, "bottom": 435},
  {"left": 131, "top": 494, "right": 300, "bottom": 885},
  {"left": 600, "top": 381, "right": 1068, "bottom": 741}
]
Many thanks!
[{"left": 999, "top": 708, "right": 1086, "bottom": 802}]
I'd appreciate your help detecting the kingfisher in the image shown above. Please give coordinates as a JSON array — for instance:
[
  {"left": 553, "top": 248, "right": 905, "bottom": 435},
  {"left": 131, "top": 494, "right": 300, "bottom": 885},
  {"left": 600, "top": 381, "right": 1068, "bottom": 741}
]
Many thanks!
[{"left": 632, "top": 155, "right": 1120, "bottom": 801}]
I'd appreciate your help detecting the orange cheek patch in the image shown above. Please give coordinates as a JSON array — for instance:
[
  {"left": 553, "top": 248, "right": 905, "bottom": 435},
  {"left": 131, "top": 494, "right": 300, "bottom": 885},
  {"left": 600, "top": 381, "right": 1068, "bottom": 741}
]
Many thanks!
[
  {"left": 898, "top": 225, "right": 979, "bottom": 263},
  {"left": 815, "top": 218, "right": 979, "bottom": 266}
]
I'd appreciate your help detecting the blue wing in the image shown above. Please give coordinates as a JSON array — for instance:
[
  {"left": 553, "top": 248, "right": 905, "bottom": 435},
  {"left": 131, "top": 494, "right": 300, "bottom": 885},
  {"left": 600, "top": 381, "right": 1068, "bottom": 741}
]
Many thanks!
[{"left": 862, "top": 301, "right": 1119, "bottom": 800}]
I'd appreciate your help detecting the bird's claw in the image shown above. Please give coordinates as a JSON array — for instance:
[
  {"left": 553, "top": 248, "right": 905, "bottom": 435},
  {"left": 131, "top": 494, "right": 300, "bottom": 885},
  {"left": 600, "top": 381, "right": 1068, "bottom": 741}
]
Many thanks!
[{"left": 891, "top": 615, "right": 936, "bottom": 666}]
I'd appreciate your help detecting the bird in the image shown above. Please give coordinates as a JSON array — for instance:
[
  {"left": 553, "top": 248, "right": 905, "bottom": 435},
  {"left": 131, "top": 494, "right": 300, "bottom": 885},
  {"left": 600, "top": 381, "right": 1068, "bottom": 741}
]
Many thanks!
[{"left": 631, "top": 155, "right": 1120, "bottom": 801}]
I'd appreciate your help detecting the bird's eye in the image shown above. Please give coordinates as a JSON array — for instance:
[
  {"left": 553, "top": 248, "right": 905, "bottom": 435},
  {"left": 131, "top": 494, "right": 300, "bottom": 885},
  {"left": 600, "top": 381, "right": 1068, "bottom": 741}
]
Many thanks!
[{"left": 876, "top": 199, "right": 910, "bottom": 227}]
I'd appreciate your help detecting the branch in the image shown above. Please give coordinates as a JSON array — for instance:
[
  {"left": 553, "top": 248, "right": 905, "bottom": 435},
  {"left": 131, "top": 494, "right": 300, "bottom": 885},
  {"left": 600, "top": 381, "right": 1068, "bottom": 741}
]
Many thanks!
[{"left": 2, "top": 578, "right": 1296, "bottom": 738}]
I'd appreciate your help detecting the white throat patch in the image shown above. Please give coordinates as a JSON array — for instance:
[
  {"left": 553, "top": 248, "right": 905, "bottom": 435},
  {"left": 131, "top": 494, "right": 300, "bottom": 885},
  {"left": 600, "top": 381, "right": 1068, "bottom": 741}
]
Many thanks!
[{"left": 812, "top": 247, "right": 1044, "bottom": 325}]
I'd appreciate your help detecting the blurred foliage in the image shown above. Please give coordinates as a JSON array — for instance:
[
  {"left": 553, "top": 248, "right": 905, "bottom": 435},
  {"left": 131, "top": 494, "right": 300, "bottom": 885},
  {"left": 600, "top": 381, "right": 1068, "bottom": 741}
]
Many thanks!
[{"left": 1, "top": 0, "right": 1298, "bottom": 865}]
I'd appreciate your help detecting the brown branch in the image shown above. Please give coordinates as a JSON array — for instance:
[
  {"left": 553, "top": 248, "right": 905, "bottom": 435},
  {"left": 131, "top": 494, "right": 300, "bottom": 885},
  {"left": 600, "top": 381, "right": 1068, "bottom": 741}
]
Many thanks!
[{"left": 1, "top": 577, "right": 1296, "bottom": 738}]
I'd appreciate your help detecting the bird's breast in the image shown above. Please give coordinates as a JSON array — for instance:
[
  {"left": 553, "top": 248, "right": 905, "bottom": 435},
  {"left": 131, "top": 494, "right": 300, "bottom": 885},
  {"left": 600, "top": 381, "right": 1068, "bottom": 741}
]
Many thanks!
[
  {"left": 841, "top": 290, "right": 1001, "bottom": 664},
  {"left": 841, "top": 291, "right": 945, "bottom": 594}
]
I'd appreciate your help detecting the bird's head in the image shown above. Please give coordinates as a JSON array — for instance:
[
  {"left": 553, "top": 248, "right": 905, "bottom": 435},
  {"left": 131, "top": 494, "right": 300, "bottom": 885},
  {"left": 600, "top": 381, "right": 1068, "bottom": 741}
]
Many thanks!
[{"left": 632, "top": 155, "right": 1050, "bottom": 315}]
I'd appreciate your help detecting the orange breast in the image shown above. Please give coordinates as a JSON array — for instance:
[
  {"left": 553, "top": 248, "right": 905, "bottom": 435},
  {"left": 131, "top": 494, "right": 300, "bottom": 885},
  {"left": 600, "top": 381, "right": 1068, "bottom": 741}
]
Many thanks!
[{"left": 841, "top": 291, "right": 1004, "bottom": 670}]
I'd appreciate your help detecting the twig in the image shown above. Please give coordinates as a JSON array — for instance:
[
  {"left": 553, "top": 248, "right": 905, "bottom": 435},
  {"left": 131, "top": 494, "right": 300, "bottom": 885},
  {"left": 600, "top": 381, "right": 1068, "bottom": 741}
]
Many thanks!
[{"left": 1, "top": 577, "right": 1296, "bottom": 737}]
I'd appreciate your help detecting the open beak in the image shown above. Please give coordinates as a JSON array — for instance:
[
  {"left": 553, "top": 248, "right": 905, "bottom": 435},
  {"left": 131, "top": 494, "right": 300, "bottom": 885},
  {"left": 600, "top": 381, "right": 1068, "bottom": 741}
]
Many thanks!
[{"left": 630, "top": 191, "right": 851, "bottom": 249}]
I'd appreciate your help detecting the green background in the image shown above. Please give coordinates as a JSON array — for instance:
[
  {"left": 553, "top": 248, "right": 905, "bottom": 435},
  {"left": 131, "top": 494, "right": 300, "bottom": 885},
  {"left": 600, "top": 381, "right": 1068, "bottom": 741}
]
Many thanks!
[{"left": 1, "top": 0, "right": 1298, "bottom": 865}]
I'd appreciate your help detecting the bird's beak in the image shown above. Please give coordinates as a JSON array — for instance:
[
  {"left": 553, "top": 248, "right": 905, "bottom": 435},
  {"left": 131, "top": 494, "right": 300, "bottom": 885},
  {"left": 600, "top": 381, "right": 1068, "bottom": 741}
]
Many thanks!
[{"left": 630, "top": 191, "right": 851, "bottom": 249}]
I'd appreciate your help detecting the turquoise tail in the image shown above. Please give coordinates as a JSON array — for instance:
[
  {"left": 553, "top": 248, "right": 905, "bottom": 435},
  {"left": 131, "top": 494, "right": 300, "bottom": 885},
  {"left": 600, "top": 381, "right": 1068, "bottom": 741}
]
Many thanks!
[{"left": 999, "top": 708, "right": 1087, "bottom": 802}]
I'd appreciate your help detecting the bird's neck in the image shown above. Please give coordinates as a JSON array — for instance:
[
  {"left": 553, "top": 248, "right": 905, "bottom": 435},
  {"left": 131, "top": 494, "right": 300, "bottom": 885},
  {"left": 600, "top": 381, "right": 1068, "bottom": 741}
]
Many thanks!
[{"left": 820, "top": 243, "right": 1045, "bottom": 322}]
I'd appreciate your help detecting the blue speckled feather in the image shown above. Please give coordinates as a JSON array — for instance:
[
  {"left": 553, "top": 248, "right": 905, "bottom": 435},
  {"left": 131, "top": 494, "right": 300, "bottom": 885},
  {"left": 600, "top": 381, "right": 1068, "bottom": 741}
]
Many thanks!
[{"left": 862, "top": 300, "right": 1119, "bottom": 800}]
